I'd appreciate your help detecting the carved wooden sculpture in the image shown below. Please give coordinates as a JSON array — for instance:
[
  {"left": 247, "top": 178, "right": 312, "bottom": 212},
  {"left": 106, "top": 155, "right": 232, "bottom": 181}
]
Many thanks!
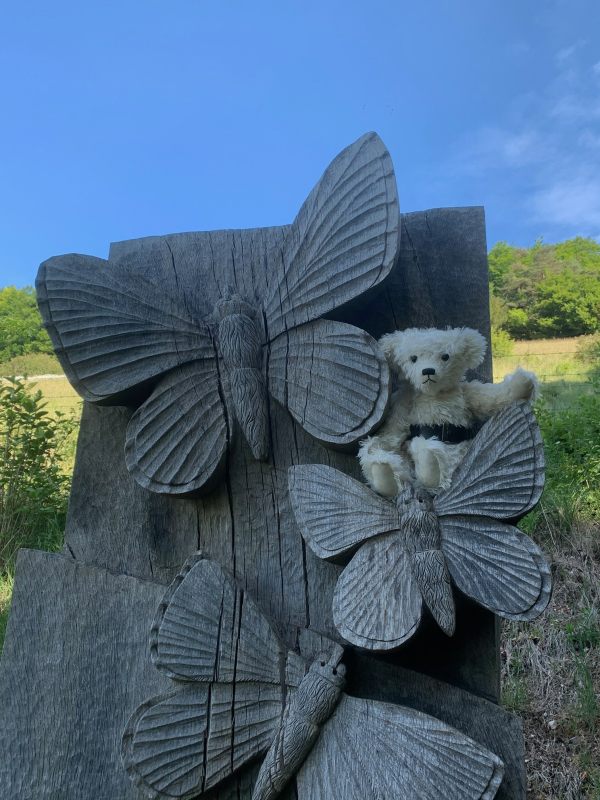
[
  {"left": 123, "top": 554, "right": 505, "bottom": 800},
  {"left": 289, "top": 401, "right": 552, "bottom": 650},
  {"left": 1, "top": 135, "right": 532, "bottom": 798},
  {"left": 35, "top": 132, "right": 398, "bottom": 495}
]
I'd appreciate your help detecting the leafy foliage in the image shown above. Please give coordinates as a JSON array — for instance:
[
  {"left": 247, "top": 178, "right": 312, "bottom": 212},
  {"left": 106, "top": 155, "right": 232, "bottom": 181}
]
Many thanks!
[
  {"left": 0, "top": 286, "right": 52, "bottom": 363},
  {"left": 520, "top": 385, "right": 600, "bottom": 541},
  {"left": 0, "top": 378, "right": 76, "bottom": 648},
  {"left": 488, "top": 237, "right": 600, "bottom": 339}
]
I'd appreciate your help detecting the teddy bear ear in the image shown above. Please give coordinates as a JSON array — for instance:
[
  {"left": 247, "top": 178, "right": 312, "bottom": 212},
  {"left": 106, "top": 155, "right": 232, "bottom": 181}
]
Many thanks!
[
  {"left": 378, "top": 331, "right": 404, "bottom": 367},
  {"left": 460, "top": 328, "right": 487, "bottom": 369}
]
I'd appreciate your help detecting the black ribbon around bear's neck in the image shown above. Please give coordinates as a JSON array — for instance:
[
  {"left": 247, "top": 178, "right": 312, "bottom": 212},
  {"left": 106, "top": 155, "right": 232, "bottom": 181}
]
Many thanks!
[{"left": 408, "top": 423, "right": 477, "bottom": 444}]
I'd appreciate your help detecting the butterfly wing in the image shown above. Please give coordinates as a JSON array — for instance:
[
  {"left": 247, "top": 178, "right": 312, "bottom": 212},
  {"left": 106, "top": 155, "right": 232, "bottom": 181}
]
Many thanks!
[
  {"left": 36, "top": 248, "right": 213, "bottom": 402},
  {"left": 440, "top": 516, "right": 552, "bottom": 620},
  {"left": 124, "top": 361, "right": 228, "bottom": 495},
  {"left": 269, "top": 319, "right": 390, "bottom": 445},
  {"left": 434, "top": 401, "right": 544, "bottom": 521},
  {"left": 122, "top": 682, "right": 285, "bottom": 800},
  {"left": 263, "top": 132, "right": 399, "bottom": 341},
  {"left": 288, "top": 464, "right": 401, "bottom": 560},
  {"left": 333, "top": 533, "right": 422, "bottom": 650},
  {"left": 296, "top": 694, "right": 504, "bottom": 800},
  {"left": 151, "top": 554, "right": 305, "bottom": 687},
  {"left": 123, "top": 556, "right": 307, "bottom": 798}
]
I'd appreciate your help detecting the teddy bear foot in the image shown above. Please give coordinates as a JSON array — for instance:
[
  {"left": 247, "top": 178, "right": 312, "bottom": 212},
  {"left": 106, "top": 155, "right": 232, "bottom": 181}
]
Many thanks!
[
  {"left": 408, "top": 436, "right": 470, "bottom": 491},
  {"left": 358, "top": 440, "right": 413, "bottom": 497}
]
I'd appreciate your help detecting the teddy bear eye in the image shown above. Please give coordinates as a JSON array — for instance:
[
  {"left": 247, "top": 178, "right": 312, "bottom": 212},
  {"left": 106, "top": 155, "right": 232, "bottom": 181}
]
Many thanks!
[
  {"left": 441, "top": 353, "right": 450, "bottom": 361},
  {"left": 410, "top": 355, "right": 417, "bottom": 363}
]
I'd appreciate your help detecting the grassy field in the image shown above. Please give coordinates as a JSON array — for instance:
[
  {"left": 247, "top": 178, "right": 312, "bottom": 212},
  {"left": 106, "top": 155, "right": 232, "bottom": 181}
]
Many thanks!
[
  {"left": 0, "top": 341, "right": 598, "bottom": 797},
  {"left": 494, "top": 335, "right": 597, "bottom": 409},
  {"left": 21, "top": 374, "right": 82, "bottom": 417}
]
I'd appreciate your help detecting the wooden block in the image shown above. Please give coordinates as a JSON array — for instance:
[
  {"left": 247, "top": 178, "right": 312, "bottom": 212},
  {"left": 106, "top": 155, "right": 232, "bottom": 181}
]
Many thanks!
[{"left": 0, "top": 550, "right": 172, "bottom": 799}]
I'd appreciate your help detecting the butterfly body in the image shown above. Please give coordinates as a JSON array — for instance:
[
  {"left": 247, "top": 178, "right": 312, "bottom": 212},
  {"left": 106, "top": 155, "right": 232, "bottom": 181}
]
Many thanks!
[
  {"left": 398, "top": 487, "right": 456, "bottom": 635},
  {"left": 214, "top": 294, "right": 269, "bottom": 459},
  {"left": 252, "top": 647, "right": 346, "bottom": 800}
]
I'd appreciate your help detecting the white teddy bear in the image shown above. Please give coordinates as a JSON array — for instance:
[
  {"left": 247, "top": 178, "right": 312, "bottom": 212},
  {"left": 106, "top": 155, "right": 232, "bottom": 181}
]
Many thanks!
[{"left": 359, "top": 327, "right": 538, "bottom": 496}]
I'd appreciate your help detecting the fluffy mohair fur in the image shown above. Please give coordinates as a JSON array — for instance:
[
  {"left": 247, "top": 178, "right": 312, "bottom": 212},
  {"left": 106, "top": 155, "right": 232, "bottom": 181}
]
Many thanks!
[{"left": 359, "top": 327, "right": 538, "bottom": 496}]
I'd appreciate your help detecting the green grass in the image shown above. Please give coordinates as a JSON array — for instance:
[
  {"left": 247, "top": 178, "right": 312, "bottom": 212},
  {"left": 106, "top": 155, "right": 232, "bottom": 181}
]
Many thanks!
[{"left": 0, "top": 352, "right": 63, "bottom": 376}]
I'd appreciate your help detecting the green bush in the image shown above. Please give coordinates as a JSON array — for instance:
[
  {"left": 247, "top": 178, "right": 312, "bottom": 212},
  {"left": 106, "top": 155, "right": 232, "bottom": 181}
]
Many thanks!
[
  {"left": 0, "top": 378, "right": 76, "bottom": 648},
  {"left": 491, "top": 327, "right": 514, "bottom": 357},
  {"left": 488, "top": 237, "right": 600, "bottom": 340},
  {"left": 577, "top": 334, "right": 600, "bottom": 381},
  {"left": 0, "top": 286, "right": 52, "bottom": 362},
  {"left": 523, "top": 385, "right": 600, "bottom": 543}
]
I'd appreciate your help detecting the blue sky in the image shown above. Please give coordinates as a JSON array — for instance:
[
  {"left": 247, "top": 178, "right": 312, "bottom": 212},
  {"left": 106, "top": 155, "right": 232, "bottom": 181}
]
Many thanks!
[{"left": 1, "top": 0, "right": 599, "bottom": 287}]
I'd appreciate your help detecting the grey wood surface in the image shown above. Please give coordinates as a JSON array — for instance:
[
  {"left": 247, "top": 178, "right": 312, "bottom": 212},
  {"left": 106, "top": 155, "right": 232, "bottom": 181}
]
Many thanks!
[
  {"left": 0, "top": 550, "right": 172, "bottom": 800},
  {"left": 125, "top": 556, "right": 506, "bottom": 800},
  {"left": 0, "top": 552, "right": 522, "bottom": 800},
  {"left": 0, "top": 202, "right": 526, "bottom": 796},
  {"left": 63, "top": 204, "right": 501, "bottom": 697}
]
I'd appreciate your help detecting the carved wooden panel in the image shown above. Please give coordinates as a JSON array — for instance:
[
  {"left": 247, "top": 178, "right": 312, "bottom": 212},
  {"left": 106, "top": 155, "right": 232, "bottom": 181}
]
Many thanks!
[
  {"left": 0, "top": 201, "right": 529, "bottom": 797},
  {"left": 289, "top": 402, "right": 552, "bottom": 651},
  {"left": 124, "top": 554, "right": 505, "bottom": 800},
  {"left": 36, "top": 132, "right": 398, "bottom": 495}
]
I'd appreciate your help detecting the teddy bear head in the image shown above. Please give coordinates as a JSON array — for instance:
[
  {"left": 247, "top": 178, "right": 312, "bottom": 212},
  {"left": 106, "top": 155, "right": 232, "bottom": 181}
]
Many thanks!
[{"left": 378, "top": 327, "right": 487, "bottom": 395}]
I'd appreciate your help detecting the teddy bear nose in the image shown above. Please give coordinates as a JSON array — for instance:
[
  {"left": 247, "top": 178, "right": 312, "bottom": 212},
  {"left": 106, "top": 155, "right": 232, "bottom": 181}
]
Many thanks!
[{"left": 422, "top": 367, "right": 436, "bottom": 376}]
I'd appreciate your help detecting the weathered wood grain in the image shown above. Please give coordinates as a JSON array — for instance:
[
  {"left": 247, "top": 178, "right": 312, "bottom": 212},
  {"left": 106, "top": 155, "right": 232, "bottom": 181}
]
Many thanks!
[
  {"left": 62, "top": 206, "right": 501, "bottom": 690},
  {"left": 0, "top": 203, "right": 527, "bottom": 797},
  {"left": 125, "top": 555, "right": 505, "bottom": 800},
  {"left": 0, "top": 551, "right": 172, "bottom": 799},
  {"left": 37, "top": 133, "right": 399, "bottom": 494},
  {"left": 62, "top": 205, "right": 506, "bottom": 700},
  {"left": 0, "top": 552, "right": 518, "bottom": 799}
]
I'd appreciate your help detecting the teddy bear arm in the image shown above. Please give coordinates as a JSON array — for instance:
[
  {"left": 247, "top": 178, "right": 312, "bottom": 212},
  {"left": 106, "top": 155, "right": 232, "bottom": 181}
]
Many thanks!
[{"left": 463, "top": 369, "right": 538, "bottom": 418}]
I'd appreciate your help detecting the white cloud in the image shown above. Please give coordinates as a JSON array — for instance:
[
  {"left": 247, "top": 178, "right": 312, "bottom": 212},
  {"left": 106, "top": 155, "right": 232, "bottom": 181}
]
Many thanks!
[
  {"left": 442, "top": 49, "right": 600, "bottom": 240},
  {"left": 579, "top": 128, "right": 600, "bottom": 148},
  {"left": 531, "top": 173, "right": 600, "bottom": 230},
  {"left": 593, "top": 60, "right": 600, "bottom": 76},
  {"left": 551, "top": 93, "right": 600, "bottom": 122},
  {"left": 448, "top": 127, "right": 550, "bottom": 178},
  {"left": 555, "top": 40, "right": 586, "bottom": 64}
]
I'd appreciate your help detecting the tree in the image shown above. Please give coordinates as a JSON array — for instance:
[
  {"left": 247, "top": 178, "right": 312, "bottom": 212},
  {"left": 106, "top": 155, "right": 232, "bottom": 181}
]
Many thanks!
[
  {"left": 489, "top": 237, "right": 600, "bottom": 339},
  {"left": 0, "top": 287, "right": 52, "bottom": 363}
]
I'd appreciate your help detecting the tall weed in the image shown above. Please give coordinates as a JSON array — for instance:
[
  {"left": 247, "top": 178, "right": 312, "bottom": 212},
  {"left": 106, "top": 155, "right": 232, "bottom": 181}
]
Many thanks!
[
  {"left": 522, "top": 384, "right": 600, "bottom": 545},
  {"left": 0, "top": 378, "right": 76, "bottom": 648}
]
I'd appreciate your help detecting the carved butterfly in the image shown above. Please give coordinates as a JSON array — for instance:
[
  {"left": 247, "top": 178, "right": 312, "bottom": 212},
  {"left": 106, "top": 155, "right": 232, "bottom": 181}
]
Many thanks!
[
  {"left": 289, "top": 401, "right": 552, "bottom": 651},
  {"left": 36, "top": 132, "right": 398, "bottom": 495},
  {"left": 122, "top": 554, "right": 505, "bottom": 800}
]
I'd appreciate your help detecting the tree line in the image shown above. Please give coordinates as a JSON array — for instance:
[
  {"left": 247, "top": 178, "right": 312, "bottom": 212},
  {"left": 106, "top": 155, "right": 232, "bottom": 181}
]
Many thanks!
[
  {"left": 1, "top": 236, "right": 599, "bottom": 361},
  {"left": 489, "top": 236, "right": 600, "bottom": 340}
]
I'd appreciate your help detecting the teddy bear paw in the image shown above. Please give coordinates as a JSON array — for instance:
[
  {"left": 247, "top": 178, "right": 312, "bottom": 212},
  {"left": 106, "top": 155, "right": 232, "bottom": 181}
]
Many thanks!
[{"left": 504, "top": 367, "right": 539, "bottom": 402}]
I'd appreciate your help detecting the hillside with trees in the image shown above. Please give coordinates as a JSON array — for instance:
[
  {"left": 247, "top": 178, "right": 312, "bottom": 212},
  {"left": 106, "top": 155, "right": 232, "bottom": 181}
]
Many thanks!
[
  {"left": 489, "top": 236, "right": 600, "bottom": 340},
  {"left": 0, "top": 287, "right": 52, "bottom": 363}
]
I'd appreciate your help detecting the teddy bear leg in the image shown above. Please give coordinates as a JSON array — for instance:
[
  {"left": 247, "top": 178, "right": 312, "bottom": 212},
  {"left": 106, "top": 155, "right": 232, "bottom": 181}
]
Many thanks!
[
  {"left": 358, "top": 438, "right": 412, "bottom": 497},
  {"left": 408, "top": 436, "right": 443, "bottom": 489}
]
